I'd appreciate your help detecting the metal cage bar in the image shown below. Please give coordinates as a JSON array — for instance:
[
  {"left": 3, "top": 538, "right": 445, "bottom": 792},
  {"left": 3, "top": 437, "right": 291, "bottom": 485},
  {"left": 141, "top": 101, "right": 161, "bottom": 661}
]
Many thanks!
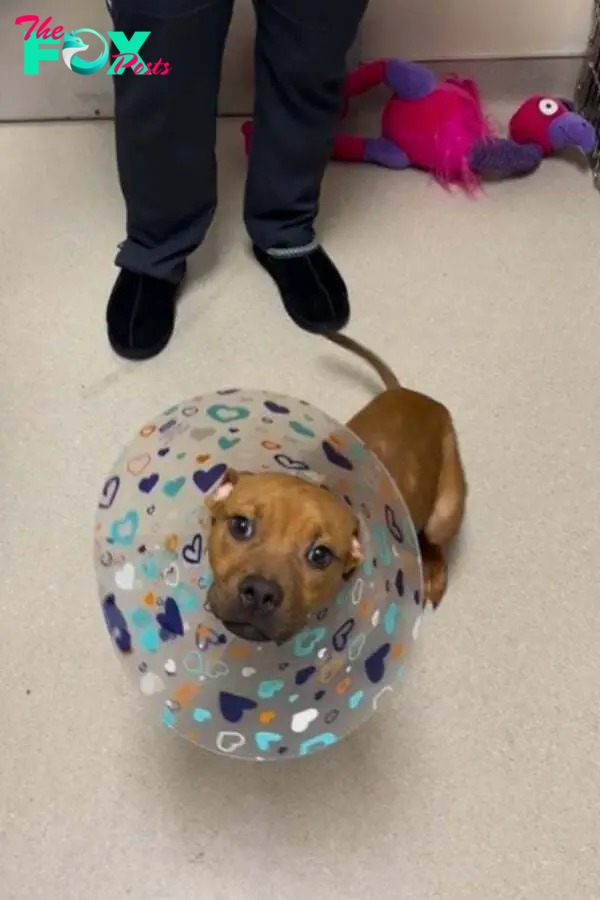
[{"left": 576, "top": 1, "right": 600, "bottom": 188}]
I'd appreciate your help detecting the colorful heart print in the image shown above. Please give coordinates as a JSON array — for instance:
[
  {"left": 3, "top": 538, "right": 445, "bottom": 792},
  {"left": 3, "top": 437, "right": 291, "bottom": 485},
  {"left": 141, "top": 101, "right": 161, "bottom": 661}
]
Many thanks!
[
  {"left": 298, "top": 733, "right": 337, "bottom": 756},
  {"left": 190, "top": 427, "right": 216, "bottom": 442},
  {"left": 218, "top": 436, "right": 240, "bottom": 450},
  {"left": 255, "top": 731, "right": 283, "bottom": 751},
  {"left": 162, "top": 707, "right": 177, "bottom": 728},
  {"left": 395, "top": 568, "right": 405, "bottom": 597},
  {"left": 412, "top": 616, "right": 422, "bottom": 640},
  {"left": 219, "top": 692, "right": 258, "bottom": 724},
  {"left": 96, "top": 389, "right": 422, "bottom": 760},
  {"left": 131, "top": 607, "right": 152, "bottom": 628},
  {"left": 102, "top": 594, "right": 131, "bottom": 652},
  {"left": 164, "top": 660, "right": 177, "bottom": 679},
  {"left": 182, "top": 534, "right": 202, "bottom": 565},
  {"left": 322, "top": 441, "right": 353, "bottom": 471},
  {"left": 348, "top": 633, "right": 366, "bottom": 661},
  {"left": 139, "top": 473, "right": 159, "bottom": 493},
  {"left": 258, "top": 679, "right": 285, "bottom": 699},
  {"left": 163, "top": 476, "right": 186, "bottom": 498},
  {"left": 290, "top": 421, "right": 315, "bottom": 438},
  {"left": 274, "top": 454, "right": 309, "bottom": 472},
  {"left": 293, "top": 626, "right": 326, "bottom": 657},
  {"left": 204, "top": 659, "right": 229, "bottom": 680},
  {"left": 139, "top": 672, "right": 165, "bottom": 696},
  {"left": 383, "top": 602, "right": 398, "bottom": 635},
  {"left": 99, "top": 475, "right": 120, "bottom": 509},
  {"left": 163, "top": 562, "right": 180, "bottom": 586},
  {"left": 206, "top": 404, "right": 250, "bottom": 424},
  {"left": 108, "top": 511, "right": 139, "bottom": 546},
  {"left": 372, "top": 685, "right": 394, "bottom": 710},
  {"left": 115, "top": 563, "right": 136, "bottom": 591},
  {"left": 348, "top": 690, "right": 364, "bottom": 710},
  {"left": 384, "top": 505, "right": 404, "bottom": 544},
  {"left": 295, "top": 666, "right": 316, "bottom": 686},
  {"left": 216, "top": 731, "right": 246, "bottom": 753},
  {"left": 156, "top": 597, "right": 184, "bottom": 639},
  {"left": 264, "top": 400, "right": 289, "bottom": 415},
  {"left": 318, "top": 657, "right": 343, "bottom": 684},
  {"left": 351, "top": 578, "right": 364, "bottom": 606},
  {"left": 332, "top": 617, "right": 355, "bottom": 652},
  {"left": 364, "top": 642, "right": 391, "bottom": 684},
  {"left": 127, "top": 453, "right": 151, "bottom": 475},
  {"left": 195, "top": 623, "right": 224, "bottom": 651},
  {"left": 139, "top": 626, "right": 160, "bottom": 653},
  {"left": 291, "top": 708, "right": 319, "bottom": 733},
  {"left": 193, "top": 464, "right": 227, "bottom": 493}
]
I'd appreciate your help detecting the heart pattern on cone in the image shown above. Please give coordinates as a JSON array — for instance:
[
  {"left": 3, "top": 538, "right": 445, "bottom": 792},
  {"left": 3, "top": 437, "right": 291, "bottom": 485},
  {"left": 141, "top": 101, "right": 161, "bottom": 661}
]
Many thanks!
[{"left": 95, "top": 389, "right": 422, "bottom": 760}]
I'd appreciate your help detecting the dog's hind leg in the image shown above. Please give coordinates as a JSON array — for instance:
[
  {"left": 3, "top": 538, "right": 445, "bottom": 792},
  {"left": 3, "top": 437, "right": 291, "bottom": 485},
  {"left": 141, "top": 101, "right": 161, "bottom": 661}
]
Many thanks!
[
  {"left": 419, "top": 536, "right": 448, "bottom": 609},
  {"left": 423, "top": 419, "right": 467, "bottom": 549}
]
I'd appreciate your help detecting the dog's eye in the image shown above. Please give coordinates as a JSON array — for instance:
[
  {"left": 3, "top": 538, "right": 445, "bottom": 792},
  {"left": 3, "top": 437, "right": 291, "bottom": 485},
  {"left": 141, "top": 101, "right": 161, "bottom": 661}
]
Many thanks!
[
  {"left": 228, "top": 516, "right": 254, "bottom": 541},
  {"left": 306, "top": 544, "right": 334, "bottom": 569}
]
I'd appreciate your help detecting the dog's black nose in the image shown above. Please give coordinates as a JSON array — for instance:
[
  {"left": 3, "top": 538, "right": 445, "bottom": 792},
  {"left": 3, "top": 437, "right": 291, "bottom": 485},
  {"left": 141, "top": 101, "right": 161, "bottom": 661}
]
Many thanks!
[{"left": 238, "top": 575, "right": 283, "bottom": 615}]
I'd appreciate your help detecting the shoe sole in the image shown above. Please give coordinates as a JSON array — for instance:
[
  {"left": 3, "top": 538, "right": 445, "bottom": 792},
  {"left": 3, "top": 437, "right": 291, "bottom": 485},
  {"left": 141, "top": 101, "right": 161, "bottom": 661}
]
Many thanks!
[
  {"left": 108, "top": 327, "right": 174, "bottom": 361},
  {"left": 252, "top": 244, "right": 350, "bottom": 334},
  {"left": 107, "top": 273, "right": 184, "bottom": 361}
]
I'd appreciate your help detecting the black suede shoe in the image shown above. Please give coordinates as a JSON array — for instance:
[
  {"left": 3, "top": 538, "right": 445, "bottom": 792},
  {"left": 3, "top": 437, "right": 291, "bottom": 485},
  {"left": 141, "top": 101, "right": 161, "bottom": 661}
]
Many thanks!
[
  {"left": 253, "top": 244, "right": 349, "bottom": 333},
  {"left": 106, "top": 268, "right": 185, "bottom": 361}
]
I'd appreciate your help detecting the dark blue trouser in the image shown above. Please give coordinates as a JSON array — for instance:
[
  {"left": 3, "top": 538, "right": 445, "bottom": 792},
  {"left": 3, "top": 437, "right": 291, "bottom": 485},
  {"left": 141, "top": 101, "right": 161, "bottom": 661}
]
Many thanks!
[{"left": 109, "top": 0, "right": 368, "bottom": 282}]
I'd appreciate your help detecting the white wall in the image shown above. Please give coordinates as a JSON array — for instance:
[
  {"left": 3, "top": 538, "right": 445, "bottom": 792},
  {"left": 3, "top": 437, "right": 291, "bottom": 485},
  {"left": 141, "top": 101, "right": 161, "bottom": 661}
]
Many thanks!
[
  {"left": 0, "top": 0, "right": 593, "bottom": 120},
  {"left": 361, "top": 0, "right": 593, "bottom": 60},
  {"left": 0, "top": 0, "right": 256, "bottom": 119}
]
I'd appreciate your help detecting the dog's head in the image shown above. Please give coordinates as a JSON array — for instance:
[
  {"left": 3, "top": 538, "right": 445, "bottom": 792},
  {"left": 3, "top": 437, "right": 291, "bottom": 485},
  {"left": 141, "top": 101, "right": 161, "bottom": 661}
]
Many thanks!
[{"left": 205, "top": 469, "right": 363, "bottom": 644}]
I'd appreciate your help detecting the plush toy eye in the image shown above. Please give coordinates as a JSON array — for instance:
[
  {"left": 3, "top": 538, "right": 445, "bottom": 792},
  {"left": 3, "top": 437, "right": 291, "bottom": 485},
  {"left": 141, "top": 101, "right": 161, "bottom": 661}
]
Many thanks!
[
  {"left": 539, "top": 98, "right": 559, "bottom": 117},
  {"left": 228, "top": 516, "right": 254, "bottom": 541},
  {"left": 306, "top": 545, "right": 335, "bottom": 569}
]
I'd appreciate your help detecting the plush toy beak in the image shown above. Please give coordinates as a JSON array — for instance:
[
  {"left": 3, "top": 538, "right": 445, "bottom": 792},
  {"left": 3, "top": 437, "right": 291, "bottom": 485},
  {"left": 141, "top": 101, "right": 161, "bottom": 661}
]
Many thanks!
[{"left": 548, "top": 111, "right": 596, "bottom": 154}]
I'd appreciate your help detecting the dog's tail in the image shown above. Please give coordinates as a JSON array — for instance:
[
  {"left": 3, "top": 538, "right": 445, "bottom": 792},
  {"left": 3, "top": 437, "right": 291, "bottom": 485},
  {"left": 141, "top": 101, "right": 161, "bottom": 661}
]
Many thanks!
[{"left": 323, "top": 332, "right": 401, "bottom": 391}]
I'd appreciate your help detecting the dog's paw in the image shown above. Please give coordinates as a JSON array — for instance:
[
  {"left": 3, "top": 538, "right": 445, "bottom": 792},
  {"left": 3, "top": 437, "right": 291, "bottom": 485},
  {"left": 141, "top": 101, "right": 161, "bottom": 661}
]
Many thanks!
[{"left": 422, "top": 553, "right": 448, "bottom": 610}]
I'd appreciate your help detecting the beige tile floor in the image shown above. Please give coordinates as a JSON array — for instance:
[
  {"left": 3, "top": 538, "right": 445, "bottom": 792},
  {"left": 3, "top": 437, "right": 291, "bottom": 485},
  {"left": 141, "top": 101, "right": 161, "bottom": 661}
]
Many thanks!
[{"left": 1, "top": 113, "right": 599, "bottom": 900}]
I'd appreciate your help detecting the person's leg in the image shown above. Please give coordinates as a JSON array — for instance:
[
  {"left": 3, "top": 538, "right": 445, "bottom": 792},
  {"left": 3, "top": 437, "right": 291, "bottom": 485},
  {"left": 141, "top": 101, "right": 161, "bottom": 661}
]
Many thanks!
[
  {"left": 106, "top": 0, "right": 234, "bottom": 360},
  {"left": 244, "top": 0, "right": 368, "bottom": 333}
]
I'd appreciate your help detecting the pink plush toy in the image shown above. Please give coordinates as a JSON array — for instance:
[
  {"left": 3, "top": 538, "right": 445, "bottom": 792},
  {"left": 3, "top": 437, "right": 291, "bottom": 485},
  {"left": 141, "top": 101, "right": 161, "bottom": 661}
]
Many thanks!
[{"left": 241, "top": 59, "right": 595, "bottom": 193}]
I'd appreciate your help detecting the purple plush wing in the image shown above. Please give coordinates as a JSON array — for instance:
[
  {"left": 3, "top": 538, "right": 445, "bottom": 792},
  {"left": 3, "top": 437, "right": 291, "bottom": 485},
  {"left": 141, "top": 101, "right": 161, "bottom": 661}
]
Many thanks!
[
  {"left": 384, "top": 60, "right": 437, "bottom": 100},
  {"left": 364, "top": 138, "right": 411, "bottom": 169}
]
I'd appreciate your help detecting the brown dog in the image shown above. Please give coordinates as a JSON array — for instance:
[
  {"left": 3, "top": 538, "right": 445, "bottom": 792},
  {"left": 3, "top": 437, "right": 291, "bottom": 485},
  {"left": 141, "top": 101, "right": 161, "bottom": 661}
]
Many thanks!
[
  {"left": 206, "top": 334, "right": 466, "bottom": 643},
  {"left": 325, "top": 332, "right": 466, "bottom": 607},
  {"left": 206, "top": 472, "right": 362, "bottom": 644}
]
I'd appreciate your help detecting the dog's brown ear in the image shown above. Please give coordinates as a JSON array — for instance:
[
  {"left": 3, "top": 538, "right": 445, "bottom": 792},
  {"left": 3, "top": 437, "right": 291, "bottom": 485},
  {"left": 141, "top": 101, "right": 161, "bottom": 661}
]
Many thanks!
[
  {"left": 343, "top": 534, "right": 364, "bottom": 578},
  {"left": 205, "top": 468, "right": 240, "bottom": 511}
]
